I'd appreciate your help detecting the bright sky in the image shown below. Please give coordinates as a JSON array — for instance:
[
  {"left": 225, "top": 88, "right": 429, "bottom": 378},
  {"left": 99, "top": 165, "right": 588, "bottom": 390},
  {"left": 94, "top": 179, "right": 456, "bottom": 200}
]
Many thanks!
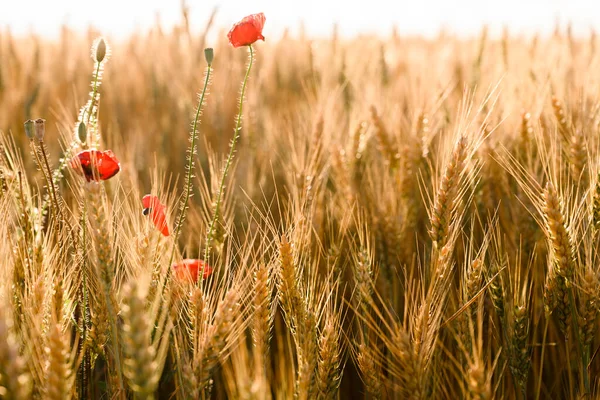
[{"left": 1, "top": 0, "right": 600, "bottom": 39}]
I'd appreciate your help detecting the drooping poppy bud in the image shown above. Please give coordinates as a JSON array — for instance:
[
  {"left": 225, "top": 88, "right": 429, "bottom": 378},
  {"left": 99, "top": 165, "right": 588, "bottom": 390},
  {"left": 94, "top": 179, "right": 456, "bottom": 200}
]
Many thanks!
[
  {"left": 78, "top": 122, "right": 87, "bottom": 144},
  {"left": 70, "top": 149, "right": 121, "bottom": 182},
  {"left": 227, "top": 13, "right": 266, "bottom": 48},
  {"left": 24, "top": 119, "right": 35, "bottom": 140},
  {"left": 172, "top": 259, "right": 213, "bottom": 283},
  {"left": 142, "top": 194, "right": 170, "bottom": 236}
]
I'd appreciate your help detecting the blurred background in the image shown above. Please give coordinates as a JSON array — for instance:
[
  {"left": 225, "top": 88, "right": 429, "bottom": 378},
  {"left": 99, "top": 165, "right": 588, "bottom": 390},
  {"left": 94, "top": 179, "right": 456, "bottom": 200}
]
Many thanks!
[{"left": 2, "top": 0, "right": 600, "bottom": 40}]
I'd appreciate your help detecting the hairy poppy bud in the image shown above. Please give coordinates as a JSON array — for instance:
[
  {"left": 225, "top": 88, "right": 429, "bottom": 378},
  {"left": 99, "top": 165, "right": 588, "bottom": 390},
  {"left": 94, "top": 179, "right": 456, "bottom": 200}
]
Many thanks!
[
  {"left": 78, "top": 122, "right": 87, "bottom": 143},
  {"left": 204, "top": 48, "right": 214, "bottom": 65},
  {"left": 24, "top": 119, "right": 35, "bottom": 140},
  {"left": 95, "top": 38, "right": 106, "bottom": 63},
  {"left": 34, "top": 118, "right": 46, "bottom": 141}
]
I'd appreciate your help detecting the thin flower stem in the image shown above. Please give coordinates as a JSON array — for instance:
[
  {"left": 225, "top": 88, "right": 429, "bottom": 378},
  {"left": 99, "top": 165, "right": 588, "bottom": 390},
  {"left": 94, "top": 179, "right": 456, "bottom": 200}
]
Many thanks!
[
  {"left": 86, "top": 62, "right": 101, "bottom": 133},
  {"left": 167, "top": 63, "right": 213, "bottom": 271},
  {"left": 203, "top": 45, "right": 253, "bottom": 269},
  {"left": 39, "top": 142, "right": 62, "bottom": 220},
  {"left": 17, "top": 172, "right": 32, "bottom": 269},
  {"left": 38, "top": 140, "right": 76, "bottom": 245},
  {"left": 32, "top": 140, "right": 68, "bottom": 237}
]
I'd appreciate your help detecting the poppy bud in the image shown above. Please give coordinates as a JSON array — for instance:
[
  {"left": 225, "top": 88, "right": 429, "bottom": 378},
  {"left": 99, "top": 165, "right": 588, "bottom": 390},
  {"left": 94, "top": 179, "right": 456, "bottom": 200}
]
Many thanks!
[
  {"left": 95, "top": 38, "right": 106, "bottom": 63},
  {"left": 78, "top": 122, "right": 87, "bottom": 143},
  {"left": 24, "top": 119, "right": 35, "bottom": 140},
  {"left": 34, "top": 118, "right": 46, "bottom": 141},
  {"left": 204, "top": 48, "right": 214, "bottom": 65}
]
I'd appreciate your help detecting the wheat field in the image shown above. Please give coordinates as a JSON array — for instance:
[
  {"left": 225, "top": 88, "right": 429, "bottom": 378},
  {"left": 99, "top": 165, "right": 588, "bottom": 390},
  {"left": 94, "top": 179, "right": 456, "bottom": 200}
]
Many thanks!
[{"left": 1, "top": 10, "right": 600, "bottom": 400}]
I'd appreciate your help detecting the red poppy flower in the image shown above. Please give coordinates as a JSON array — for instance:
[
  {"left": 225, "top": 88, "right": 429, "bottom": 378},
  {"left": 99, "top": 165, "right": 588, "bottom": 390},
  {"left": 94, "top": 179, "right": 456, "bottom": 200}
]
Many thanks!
[
  {"left": 142, "top": 195, "right": 170, "bottom": 236},
  {"left": 227, "top": 13, "right": 266, "bottom": 47},
  {"left": 70, "top": 149, "right": 121, "bottom": 182},
  {"left": 172, "top": 259, "right": 213, "bottom": 283}
]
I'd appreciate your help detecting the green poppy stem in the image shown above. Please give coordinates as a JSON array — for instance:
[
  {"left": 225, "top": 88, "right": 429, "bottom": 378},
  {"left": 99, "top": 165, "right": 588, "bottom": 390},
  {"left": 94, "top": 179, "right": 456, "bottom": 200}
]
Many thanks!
[
  {"left": 168, "top": 62, "right": 213, "bottom": 271},
  {"left": 203, "top": 45, "right": 254, "bottom": 269}
]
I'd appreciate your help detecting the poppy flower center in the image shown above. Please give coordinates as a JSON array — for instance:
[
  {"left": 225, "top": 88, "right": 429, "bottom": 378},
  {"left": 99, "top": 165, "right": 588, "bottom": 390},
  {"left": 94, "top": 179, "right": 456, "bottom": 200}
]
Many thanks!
[{"left": 80, "top": 162, "right": 95, "bottom": 178}]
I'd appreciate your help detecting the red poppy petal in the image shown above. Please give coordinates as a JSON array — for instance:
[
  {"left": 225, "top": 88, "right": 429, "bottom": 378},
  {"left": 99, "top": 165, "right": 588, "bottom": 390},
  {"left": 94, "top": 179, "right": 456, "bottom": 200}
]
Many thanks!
[
  {"left": 72, "top": 150, "right": 94, "bottom": 181},
  {"left": 151, "top": 206, "right": 170, "bottom": 236},
  {"left": 228, "top": 13, "right": 266, "bottom": 47},
  {"left": 103, "top": 149, "right": 118, "bottom": 159},
  {"left": 142, "top": 194, "right": 153, "bottom": 209},
  {"left": 250, "top": 12, "right": 266, "bottom": 31},
  {"left": 172, "top": 259, "right": 213, "bottom": 282},
  {"left": 174, "top": 261, "right": 196, "bottom": 282},
  {"left": 142, "top": 195, "right": 170, "bottom": 236},
  {"left": 97, "top": 151, "right": 121, "bottom": 180},
  {"left": 142, "top": 194, "right": 160, "bottom": 209},
  {"left": 71, "top": 150, "right": 121, "bottom": 182}
]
